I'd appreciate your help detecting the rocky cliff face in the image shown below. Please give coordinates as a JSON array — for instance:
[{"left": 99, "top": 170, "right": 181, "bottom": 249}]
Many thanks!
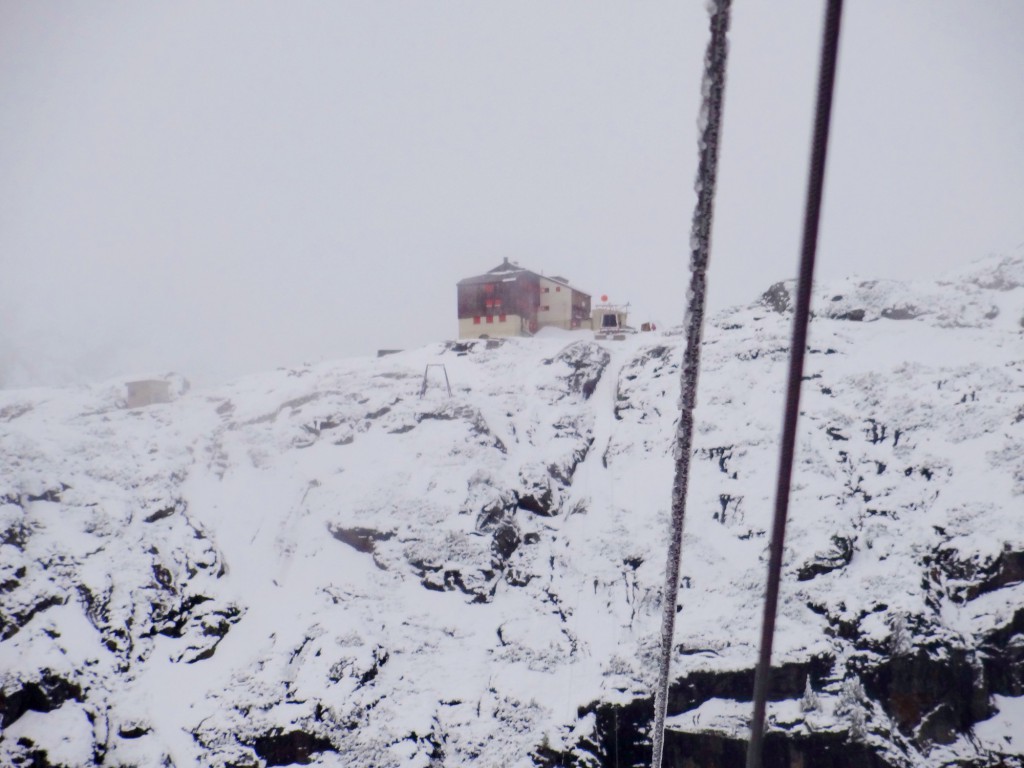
[{"left": 2, "top": 255, "right": 1023, "bottom": 768}]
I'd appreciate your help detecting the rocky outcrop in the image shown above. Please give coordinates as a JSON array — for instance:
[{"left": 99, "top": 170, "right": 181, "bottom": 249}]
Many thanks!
[{"left": 2, "top": 257, "right": 1022, "bottom": 767}]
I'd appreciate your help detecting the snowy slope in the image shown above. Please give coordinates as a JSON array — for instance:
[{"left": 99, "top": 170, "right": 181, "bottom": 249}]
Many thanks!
[{"left": 2, "top": 254, "right": 1023, "bottom": 768}]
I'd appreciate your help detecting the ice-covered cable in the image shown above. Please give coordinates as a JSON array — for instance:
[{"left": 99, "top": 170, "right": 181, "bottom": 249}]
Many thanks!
[{"left": 650, "top": 3, "right": 731, "bottom": 767}]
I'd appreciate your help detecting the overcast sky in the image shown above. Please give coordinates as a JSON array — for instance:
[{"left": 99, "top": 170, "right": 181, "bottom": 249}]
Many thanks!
[{"left": 2, "top": 2, "right": 1022, "bottom": 387}]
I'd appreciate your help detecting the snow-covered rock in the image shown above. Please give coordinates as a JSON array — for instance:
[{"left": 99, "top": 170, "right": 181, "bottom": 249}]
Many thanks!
[{"left": 2, "top": 254, "right": 1023, "bottom": 767}]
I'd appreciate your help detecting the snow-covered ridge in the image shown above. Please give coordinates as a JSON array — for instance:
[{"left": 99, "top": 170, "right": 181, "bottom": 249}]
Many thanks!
[{"left": 2, "top": 255, "right": 1023, "bottom": 767}]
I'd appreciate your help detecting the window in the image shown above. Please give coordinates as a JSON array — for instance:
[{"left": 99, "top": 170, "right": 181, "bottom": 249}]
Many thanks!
[
  {"left": 602, "top": 313, "right": 618, "bottom": 328},
  {"left": 543, "top": 287, "right": 550, "bottom": 293},
  {"left": 499, "top": 314, "right": 507, "bottom": 322},
  {"left": 540, "top": 305, "right": 550, "bottom": 312},
  {"left": 473, "top": 317, "right": 481, "bottom": 325},
  {"left": 486, "top": 316, "right": 494, "bottom": 324},
  {"left": 555, "top": 286, "right": 561, "bottom": 292}
]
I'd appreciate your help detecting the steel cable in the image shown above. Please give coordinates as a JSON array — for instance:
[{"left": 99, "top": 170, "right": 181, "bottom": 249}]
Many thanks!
[{"left": 745, "top": 2, "right": 844, "bottom": 767}]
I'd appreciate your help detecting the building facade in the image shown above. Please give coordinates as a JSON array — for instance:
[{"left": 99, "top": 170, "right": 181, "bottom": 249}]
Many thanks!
[{"left": 457, "top": 259, "right": 591, "bottom": 339}]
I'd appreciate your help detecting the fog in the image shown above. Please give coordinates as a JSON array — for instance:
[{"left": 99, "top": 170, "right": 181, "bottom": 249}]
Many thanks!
[{"left": 2, "top": 2, "right": 1022, "bottom": 387}]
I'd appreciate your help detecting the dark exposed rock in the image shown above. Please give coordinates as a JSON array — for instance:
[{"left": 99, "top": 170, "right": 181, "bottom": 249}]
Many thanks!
[
  {"left": 1, "top": 520, "right": 30, "bottom": 550},
  {"left": 476, "top": 499, "right": 515, "bottom": 532},
  {"left": 666, "top": 657, "right": 835, "bottom": 715},
  {"left": 543, "top": 342, "right": 611, "bottom": 401},
  {"left": 444, "top": 340, "right": 495, "bottom": 356},
  {"left": 825, "top": 427, "right": 849, "bottom": 441},
  {"left": 664, "top": 731, "right": 892, "bottom": 768},
  {"left": 833, "top": 309, "right": 867, "bottom": 322},
  {"left": 517, "top": 486, "right": 554, "bottom": 517},
  {"left": 117, "top": 723, "right": 151, "bottom": 739},
  {"left": 152, "top": 563, "right": 174, "bottom": 589},
  {"left": 935, "top": 548, "right": 1024, "bottom": 603},
  {"left": 761, "top": 281, "right": 793, "bottom": 314},
  {"left": 569, "top": 618, "right": 1024, "bottom": 768},
  {"left": 967, "top": 258, "right": 1024, "bottom": 291},
  {"left": 300, "top": 415, "right": 346, "bottom": 441},
  {"left": 716, "top": 494, "right": 741, "bottom": 524},
  {"left": 251, "top": 730, "right": 336, "bottom": 766},
  {"left": 417, "top": 405, "right": 507, "bottom": 453},
  {"left": 1, "top": 594, "right": 65, "bottom": 641},
  {"left": 615, "top": 345, "right": 677, "bottom": 421},
  {"left": 5, "top": 737, "right": 57, "bottom": 768},
  {"left": 25, "top": 485, "right": 69, "bottom": 503},
  {"left": 574, "top": 698, "right": 652, "bottom": 768},
  {"left": 855, "top": 648, "right": 990, "bottom": 741},
  {"left": 327, "top": 524, "right": 395, "bottom": 555},
  {"left": 0, "top": 671, "right": 84, "bottom": 728},
  {"left": 736, "top": 346, "right": 791, "bottom": 362},
  {"left": 506, "top": 568, "right": 533, "bottom": 587},
  {"left": 143, "top": 503, "right": 180, "bottom": 523},
  {"left": 547, "top": 441, "right": 592, "bottom": 487},
  {"left": 417, "top": 408, "right": 457, "bottom": 422},
  {"left": 409, "top": 558, "right": 497, "bottom": 601},
  {"left": 490, "top": 522, "right": 521, "bottom": 564},
  {"left": 797, "top": 535, "right": 855, "bottom": 581},
  {"left": 356, "top": 646, "right": 389, "bottom": 688},
  {"left": 531, "top": 740, "right": 575, "bottom": 768},
  {"left": 0, "top": 402, "right": 34, "bottom": 422},
  {"left": 698, "top": 446, "right": 735, "bottom": 477},
  {"left": 881, "top": 306, "right": 923, "bottom": 320},
  {"left": 148, "top": 593, "right": 213, "bottom": 638},
  {"left": 979, "top": 608, "right": 1024, "bottom": 697},
  {"left": 237, "top": 392, "right": 324, "bottom": 428},
  {"left": 572, "top": 658, "right": 839, "bottom": 767}
]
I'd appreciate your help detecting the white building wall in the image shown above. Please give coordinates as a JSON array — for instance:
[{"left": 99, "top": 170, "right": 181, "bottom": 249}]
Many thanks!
[
  {"left": 458, "top": 314, "right": 524, "bottom": 339},
  {"left": 537, "top": 277, "right": 572, "bottom": 330}
]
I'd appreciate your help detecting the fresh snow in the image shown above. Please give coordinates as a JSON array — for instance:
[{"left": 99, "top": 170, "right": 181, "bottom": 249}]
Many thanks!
[
  {"left": 974, "top": 695, "right": 1024, "bottom": 756},
  {"left": 1, "top": 254, "right": 1023, "bottom": 767}
]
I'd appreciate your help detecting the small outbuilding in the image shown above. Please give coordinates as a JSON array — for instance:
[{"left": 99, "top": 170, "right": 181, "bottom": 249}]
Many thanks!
[
  {"left": 456, "top": 259, "right": 591, "bottom": 339},
  {"left": 125, "top": 379, "right": 173, "bottom": 409}
]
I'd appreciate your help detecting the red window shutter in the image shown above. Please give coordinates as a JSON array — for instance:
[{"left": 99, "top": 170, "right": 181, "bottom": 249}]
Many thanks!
[
  {"left": 485, "top": 299, "right": 493, "bottom": 308},
  {"left": 499, "top": 314, "right": 507, "bottom": 322},
  {"left": 473, "top": 316, "right": 481, "bottom": 325},
  {"left": 486, "top": 316, "right": 493, "bottom": 324},
  {"left": 555, "top": 286, "right": 561, "bottom": 292}
]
